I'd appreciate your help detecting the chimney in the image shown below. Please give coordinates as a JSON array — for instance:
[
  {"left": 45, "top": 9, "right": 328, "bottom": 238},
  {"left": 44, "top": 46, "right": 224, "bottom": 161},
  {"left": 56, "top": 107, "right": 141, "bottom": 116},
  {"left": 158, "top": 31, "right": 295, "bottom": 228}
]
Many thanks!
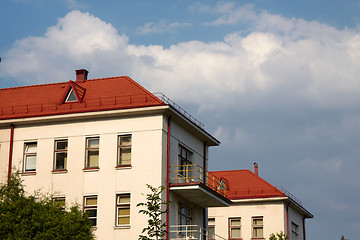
[
  {"left": 254, "top": 162, "right": 258, "bottom": 176},
  {"left": 76, "top": 69, "right": 88, "bottom": 82}
]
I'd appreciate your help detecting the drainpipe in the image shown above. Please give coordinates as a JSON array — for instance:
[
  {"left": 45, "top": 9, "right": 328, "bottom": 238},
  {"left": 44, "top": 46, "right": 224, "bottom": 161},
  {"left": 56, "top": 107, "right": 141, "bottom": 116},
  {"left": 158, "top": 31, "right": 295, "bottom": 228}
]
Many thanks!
[
  {"left": 203, "top": 142, "right": 207, "bottom": 239},
  {"left": 286, "top": 202, "right": 290, "bottom": 238},
  {"left": 303, "top": 216, "right": 306, "bottom": 240},
  {"left": 7, "top": 124, "right": 14, "bottom": 183},
  {"left": 166, "top": 116, "right": 171, "bottom": 240}
]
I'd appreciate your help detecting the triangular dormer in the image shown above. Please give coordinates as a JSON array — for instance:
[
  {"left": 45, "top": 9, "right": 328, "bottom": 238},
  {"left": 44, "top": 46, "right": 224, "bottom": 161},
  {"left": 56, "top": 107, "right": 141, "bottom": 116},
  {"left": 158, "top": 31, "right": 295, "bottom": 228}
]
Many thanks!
[{"left": 60, "top": 81, "right": 86, "bottom": 104}]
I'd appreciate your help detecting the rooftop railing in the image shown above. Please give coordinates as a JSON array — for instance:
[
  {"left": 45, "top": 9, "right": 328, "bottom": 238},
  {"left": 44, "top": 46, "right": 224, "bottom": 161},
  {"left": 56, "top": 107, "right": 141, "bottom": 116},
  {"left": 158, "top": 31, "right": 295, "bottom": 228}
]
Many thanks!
[
  {"left": 153, "top": 92, "right": 204, "bottom": 129},
  {"left": 169, "top": 225, "right": 226, "bottom": 240},
  {"left": 169, "top": 164, "right": 228, "bottom": 197},
  {"left": 276, "top": 186, "right": 303, "bottom": 206}
]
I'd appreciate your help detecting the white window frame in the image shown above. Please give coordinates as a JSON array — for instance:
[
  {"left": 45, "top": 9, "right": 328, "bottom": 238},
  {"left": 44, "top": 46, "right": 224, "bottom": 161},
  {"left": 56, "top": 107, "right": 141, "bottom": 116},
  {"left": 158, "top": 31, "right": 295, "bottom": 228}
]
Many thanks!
[
  {"left": 54, "top": 139, "right": 68, "bottom": 170},
  {"left": 116, "top": 193, "right": 131, "bottom": 226},
  {"left": 84, "top": 196, "right": 98, "bottom": 227},
  {"left": 23, "top": 142, "right": 37, "bottom": 172},
  {"left": 117, "top": 135, "right": 132, "bottom": 167},
  {"left": 85, "top": 137, "right": 99, "bottom": 168},
  {"left": 252, "top": 216, "right": 264, "bottom": 239},
  {"left": 229, "top": 217, "right": 242, "bottom": 239}
]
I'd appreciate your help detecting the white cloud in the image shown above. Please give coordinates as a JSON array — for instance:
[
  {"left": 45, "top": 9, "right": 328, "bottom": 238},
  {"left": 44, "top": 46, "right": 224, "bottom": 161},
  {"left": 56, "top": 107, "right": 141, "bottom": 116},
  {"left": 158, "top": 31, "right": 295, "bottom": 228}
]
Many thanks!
[
  {"left": 1, "top": 8, "right": 360, "bottom": 111},
  {"left": 136, "top": 20, "right": 191, "bottom": 34}
]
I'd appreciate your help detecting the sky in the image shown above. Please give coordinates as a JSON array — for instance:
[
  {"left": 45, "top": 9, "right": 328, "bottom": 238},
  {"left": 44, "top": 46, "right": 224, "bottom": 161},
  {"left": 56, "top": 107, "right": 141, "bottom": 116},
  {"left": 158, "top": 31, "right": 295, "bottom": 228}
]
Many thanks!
[{"left": 1, "top": 0, "right": 360, "bottom": 239}]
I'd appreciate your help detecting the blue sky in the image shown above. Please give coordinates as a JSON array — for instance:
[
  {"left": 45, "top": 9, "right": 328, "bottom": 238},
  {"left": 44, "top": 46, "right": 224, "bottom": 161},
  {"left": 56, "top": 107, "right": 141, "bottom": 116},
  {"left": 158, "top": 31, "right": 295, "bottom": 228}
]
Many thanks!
[{"left": 1, "top": 0, "right": 360, "bottom": 239}]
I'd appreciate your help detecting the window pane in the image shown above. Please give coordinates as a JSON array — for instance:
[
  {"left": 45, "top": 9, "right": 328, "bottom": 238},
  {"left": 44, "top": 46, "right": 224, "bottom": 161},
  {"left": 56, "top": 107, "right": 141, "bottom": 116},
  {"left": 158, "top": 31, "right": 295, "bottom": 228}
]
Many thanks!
[
  {"left": 85, "top": 197, "right": 98, "bottom": 206},
  {"left": 56, "top": 141, "right": 68, "bottom": 150},
  {"left": 87, "top": 138, "right": 99, "bottom": 148},
  {"left": 119, "top": 148, "right": 131, "bottom": 165},
  {"left": 230, "top": 219, "right": 241, "bottom": 226},
  {"left": 118, "top": 195, "right": 130, "bottom": 204},
  {"left": 120, "top": 135, "right": 131, "bottom": 145},
  {"left": 208, "top": 226, "right": 215, "bottom": 239},
  {"left": 66, "top": 89, "right": 78, "bottom": 102},
  {"left": 253, "top": 227, "right": 263, "bottom": 237},
  {"left": 87, "top": 150, "right": 99, "bottom": 167},
  {"left": 231, "top": 228, "right": 241, "bottom": 238},
  {"left": 25, "top": 155, "right": 36, "bottom": 171},
  {"left": 25, "top": 143, "right": 37, "bottom": 153},
  {"left": 55, "top": 152, "right": 67, "bottom": 170},
  {"left": 86, "top": 209, "right": 97, "bottom": 218},
  {"left": 253, "top": 218, "right": 263, "bottom": 225},
  {"left": 118, "top": 216, "right": 130, "bottom": 225},
  {"left": 89, "top": 218, "right": 97, "bottom": 226},
  {"left": 118, "top": 208, "right": 130, "bottom": 215}
]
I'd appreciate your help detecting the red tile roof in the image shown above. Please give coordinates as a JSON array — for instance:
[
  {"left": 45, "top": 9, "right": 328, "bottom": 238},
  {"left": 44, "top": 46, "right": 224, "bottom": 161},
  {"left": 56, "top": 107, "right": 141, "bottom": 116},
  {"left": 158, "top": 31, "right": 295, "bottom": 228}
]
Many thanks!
[
  {"left": 0, "top": 76, "right": 164, "bottom": 120},
  {"left": 209, "top": 170, "right": 285, "bottom": 200}
]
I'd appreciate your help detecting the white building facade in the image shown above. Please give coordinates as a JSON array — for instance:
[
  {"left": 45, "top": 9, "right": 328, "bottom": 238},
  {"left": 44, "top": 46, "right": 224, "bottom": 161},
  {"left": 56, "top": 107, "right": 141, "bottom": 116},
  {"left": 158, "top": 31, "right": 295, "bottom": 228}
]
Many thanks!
[
  {"left": 208, "top": 169, "right": 313, "bottom": 240},
  {"left": 0, "top": 70, "right": 230, "bottom": 239}
]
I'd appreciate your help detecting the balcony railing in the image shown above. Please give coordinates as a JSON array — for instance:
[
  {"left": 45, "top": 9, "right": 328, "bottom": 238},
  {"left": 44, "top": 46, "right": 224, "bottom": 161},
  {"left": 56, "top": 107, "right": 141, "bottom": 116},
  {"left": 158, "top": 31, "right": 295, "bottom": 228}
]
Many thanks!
[
  {"left": 169, "top": 164, "right": 228, "bottom": 197},
  {"left": 169, "top": 225, "right": 226, "bottom": 240},
  {"left": 276, "top": 186, "right": 303, "bottom": 206}
]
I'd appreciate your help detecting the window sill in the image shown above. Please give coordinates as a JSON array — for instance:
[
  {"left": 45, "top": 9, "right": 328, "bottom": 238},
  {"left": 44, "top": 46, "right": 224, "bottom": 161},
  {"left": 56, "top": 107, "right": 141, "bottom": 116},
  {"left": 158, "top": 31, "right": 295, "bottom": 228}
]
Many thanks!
[
  {"left": 83, "top": 167, "right": 100, "bottom": 172},
  {"left": 21, "top": 171, "right": 36, "bottom": 176},
  {"left": 114, "top": 225, "right": 131, "bottom": 230},
  {"left": 116, "top": 165, "right": 132, "bottom": 170},
  {"left": 52, "top": 169, "right": 68, "bottom": 174}
]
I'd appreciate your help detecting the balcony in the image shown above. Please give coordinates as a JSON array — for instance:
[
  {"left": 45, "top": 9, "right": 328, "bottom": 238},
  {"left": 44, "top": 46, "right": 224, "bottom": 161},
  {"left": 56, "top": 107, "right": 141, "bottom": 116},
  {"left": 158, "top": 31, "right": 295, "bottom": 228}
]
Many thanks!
[
  {"left": 169, "top": 164, "right": 231, "bottom": 207},
  {"left": 169, "top": 225, "right": 225, "bottom": 240}
]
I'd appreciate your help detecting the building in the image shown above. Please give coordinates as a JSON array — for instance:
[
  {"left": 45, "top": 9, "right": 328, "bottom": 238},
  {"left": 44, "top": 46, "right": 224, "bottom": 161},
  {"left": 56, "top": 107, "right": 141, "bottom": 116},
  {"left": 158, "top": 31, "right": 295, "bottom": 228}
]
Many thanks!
[
  {"left": 0, "top": 69, "right": 230, "bottom": 239},
  {"left": 208, "top": 164, "right": 313, "bottom": 240}
]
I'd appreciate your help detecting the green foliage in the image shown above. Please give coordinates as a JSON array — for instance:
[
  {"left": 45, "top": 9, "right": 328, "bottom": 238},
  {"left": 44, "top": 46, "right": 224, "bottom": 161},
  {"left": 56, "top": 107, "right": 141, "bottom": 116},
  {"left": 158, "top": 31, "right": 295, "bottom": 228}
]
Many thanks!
[
  {"left": 137, "top": 184, "right": 170, "bottom": 240},
  {"left": 269, "top": 231, "right": 288, "bottom": 240},
  {"left": 0, "top": 172, "right": 94, "bottom": 240},
  {"left": 341, "top": 236, "right": 349, "bottom": 240}
]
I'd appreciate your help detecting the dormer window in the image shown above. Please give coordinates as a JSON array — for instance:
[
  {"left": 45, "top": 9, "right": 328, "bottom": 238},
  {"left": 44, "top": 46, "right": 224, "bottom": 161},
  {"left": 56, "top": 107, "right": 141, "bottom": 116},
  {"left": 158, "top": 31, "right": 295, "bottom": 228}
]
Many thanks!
[
  {"left": 65, "top": 88, "right": 78, "bottom": 102},
  {"left": 60, "top": 81, "right": 86, "bottom": 104}
]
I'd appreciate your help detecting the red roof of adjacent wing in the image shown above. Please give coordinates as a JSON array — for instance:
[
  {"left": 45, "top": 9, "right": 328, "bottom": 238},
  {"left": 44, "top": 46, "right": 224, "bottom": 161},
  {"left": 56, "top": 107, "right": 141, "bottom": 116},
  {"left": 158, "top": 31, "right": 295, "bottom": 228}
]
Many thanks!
[
  {"left": 0, "top": 76, "right": 164, "bottom": 120},
  {"left": 210, "top": 170, "right": 285, "bottom": 200}
]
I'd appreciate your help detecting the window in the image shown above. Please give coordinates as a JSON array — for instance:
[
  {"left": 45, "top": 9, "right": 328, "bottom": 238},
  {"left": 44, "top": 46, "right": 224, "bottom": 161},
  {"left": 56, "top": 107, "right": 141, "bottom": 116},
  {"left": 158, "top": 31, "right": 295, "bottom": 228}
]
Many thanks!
[
  {"left": 291, "top": 222, "right": 299, "bottom": 240},
  {"left": 178, "top": 202, "right": 192, "bottom": 226},
  {"left": 54, "top": 139, "right": 68, "bottom": 170},
  {"left": 252, "top": 217, "right": 264, "bottom": 239},
  {"left": 117, "top": 135, "right": 132, "bottom": 166},
  {"left": 229, "top": 218, "right": 242, "bottom": 239},
  {"left": 24, "top": 142, "right": 37, "bottom": 172},
  {"left": 84, "top": 196, "right": 97, "bottom": 226},
  {"left": 178, "top": 145, "right": 193, "bottom": 177},
  {"left": 208, "top": 218, "right": 215, "bottom": 240},
  {"left": 116, "top": 194, "right": 131, "bottom": 226},
  {"left": 85, "top": 137, "right": 99, "bottom": 168},
  {"left": 53, "top": 197, "right": 66, "bottom": 210}
]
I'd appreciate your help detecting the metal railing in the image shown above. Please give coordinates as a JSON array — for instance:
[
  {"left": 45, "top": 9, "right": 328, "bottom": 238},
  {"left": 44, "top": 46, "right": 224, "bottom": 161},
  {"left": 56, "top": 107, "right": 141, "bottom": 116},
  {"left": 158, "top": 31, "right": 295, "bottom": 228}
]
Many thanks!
[
  {"left": 169, "top": 225, "right": 226, "bottom": 240},
  {"left": 153, "top": 92, "right": 204, "bottom": 129},
  {"left": 276, "top": 186, "right": 303, "bottom": 206},
  {"left": 169, "top": 164, "right": 228, "bottom": 197}
]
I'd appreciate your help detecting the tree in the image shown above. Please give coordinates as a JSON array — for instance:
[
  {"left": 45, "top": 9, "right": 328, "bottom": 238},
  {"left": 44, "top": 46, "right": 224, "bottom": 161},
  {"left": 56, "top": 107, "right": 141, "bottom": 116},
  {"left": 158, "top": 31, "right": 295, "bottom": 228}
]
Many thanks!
[
  {"left": 341, "top": 236, "right": 349, "bottom": 240},
  {"left": 137, "top": 184, "right": 170, "bottom": 240},
  {"left": 0, "top": 172, "right": 94, "bottom": 240},
  {"left": 269, "top": 231, "right": 288, "bottom": 240}
]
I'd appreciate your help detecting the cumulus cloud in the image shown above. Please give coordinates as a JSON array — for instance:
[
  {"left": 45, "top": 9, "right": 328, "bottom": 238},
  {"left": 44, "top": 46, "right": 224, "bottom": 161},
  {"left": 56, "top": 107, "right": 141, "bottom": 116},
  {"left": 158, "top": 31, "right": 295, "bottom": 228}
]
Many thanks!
[{"left": 1, "top": 8, "right": 360, "bottom": 111}]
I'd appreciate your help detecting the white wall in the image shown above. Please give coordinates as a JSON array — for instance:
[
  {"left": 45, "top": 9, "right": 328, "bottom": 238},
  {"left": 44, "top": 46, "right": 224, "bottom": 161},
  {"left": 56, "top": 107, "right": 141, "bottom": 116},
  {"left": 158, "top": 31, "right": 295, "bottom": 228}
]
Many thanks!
[{"left": 209, "top": 201, "right": 286, "bottom": 240}]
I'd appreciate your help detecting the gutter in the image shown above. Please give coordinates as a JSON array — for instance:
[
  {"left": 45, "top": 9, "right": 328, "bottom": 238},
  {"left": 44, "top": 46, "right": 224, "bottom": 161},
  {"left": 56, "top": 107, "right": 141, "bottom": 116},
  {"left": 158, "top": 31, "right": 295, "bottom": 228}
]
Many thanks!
[{"left": 7, "top": 124, "right": 14, "bottom": 183}]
